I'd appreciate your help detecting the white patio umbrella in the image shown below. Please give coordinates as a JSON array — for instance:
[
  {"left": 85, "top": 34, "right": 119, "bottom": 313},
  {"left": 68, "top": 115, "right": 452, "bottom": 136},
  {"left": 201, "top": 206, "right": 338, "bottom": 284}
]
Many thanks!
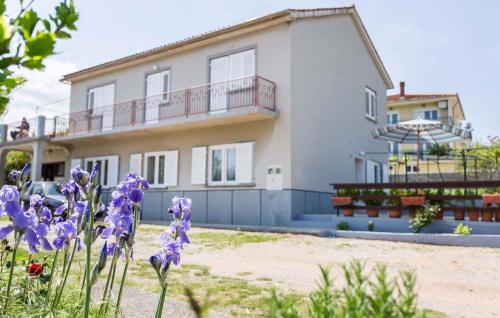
[{"left": 371, "top": 118, "right": 472, "bottom": 170}]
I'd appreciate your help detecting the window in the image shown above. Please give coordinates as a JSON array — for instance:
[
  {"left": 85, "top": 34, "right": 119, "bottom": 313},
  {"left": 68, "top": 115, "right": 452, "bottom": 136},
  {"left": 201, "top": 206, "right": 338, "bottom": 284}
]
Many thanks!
[
  {"left": 415, "top": 109, "right": 439, "bottom": 120},
  {"left": 365, "top": 87, "right": 377, "bottom": 120},
  {"left": 207, "top": 142, "right": 254, "bottom": 185},
  {"left": 146, "top": 70, "right": 170, "bottom": 102},
  {"left": 388, "top": 142, "right": 399, "bottom": 155},
  {"left": 87, "top": 83, "right": 115, "bottom": 131},
  {"left": 83, "top": 156, "right": 119, "bottom": 188},
  {"left": 387, "top": 112, "right": 400, "bottom": 155},
  {"left": 143, "top": 151, "right": 178, "bottom": 188}
]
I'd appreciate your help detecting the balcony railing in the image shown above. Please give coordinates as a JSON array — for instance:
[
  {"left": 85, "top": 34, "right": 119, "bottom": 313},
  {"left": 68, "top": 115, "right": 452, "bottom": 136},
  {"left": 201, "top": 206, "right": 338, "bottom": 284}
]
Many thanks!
[
  {"left": 54, "top": 75, "right": 276, "bottom": 138},
  {"left": 387, "top": 116, "right": 455, "bottom": 126},
  {"left": 4, "top": 117, "right": 39, "bottom": 142}
]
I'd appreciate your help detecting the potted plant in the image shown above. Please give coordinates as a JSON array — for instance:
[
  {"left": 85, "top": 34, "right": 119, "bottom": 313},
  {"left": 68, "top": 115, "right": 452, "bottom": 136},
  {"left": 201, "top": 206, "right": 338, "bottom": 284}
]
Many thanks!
[
  {"left": 468, "top": 192, "right": 480, "bottom": 222},
  {"left": 451, "top": 189, "right": 465, "bottom": 220},
  {"left": 387, "top": 188, "right": 402, "bottom": 218},
  {"left": 426, "top": 188, "right": 444, "bottom": 220},
  {"left": 362, "top": 189, "right": 385, "bottom": 217},
  {"left": 332, "top": 188, "right": 358, "bottom": 217},
  {"left": 401, "top": 191, "right": 426, "bottom": 206},
  {"left": 401, "top": 190, "right": 425, "bottom": 218}
]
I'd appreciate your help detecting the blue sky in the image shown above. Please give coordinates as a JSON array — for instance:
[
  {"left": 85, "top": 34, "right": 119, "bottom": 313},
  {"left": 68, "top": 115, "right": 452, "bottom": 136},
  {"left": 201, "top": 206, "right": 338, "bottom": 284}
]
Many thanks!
[{"left": 4, "top": 0, "right": 500, "bottom": 140}]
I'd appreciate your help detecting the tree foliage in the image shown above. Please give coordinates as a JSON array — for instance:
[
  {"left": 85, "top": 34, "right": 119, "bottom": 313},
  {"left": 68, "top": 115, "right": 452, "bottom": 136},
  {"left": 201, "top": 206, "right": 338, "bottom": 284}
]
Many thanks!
[
  {"left": 0, "top": 0, "right": 78, "bottom": 115},
  {"left": 458, "top": 136, "right": 500, "bottom": 180},
  {"left": 4, "top": 150, "right": 29, "bottom": 183}
]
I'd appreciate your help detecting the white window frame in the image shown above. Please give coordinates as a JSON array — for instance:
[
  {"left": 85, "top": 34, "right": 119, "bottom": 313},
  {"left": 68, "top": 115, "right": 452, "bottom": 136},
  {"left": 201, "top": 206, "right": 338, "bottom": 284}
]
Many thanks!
[
  {"left": 145, "top": 69, "right": 171, "bottom": 103},
  {"left": 387, "top": 111, "right": 400, "bottom": 155},
  {"left": 208, "top": 144, "right": 238, "bottom": 186},
  {"left": 143, "top": 151, "right": 170, "bottom": 188},
  {"left": 83, "top": 155, "right": 118, "bottom": 189},
  {"left": 365, "top": 87, "right": 377, "bottom": 121}
]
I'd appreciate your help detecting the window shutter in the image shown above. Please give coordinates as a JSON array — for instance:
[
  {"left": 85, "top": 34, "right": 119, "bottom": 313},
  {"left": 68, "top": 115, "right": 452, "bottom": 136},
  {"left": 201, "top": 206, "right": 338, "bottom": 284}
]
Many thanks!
[
  {"left": 106, "top": 156, "right": 119, "bottom": 187},
  {"left": 236, "top": 142, "right": 254, "bottom": 184},
  {"left": 129, "top": 154, "right": 142, "bottom": 174},
  {"left": 70, "top": 158, "right": 82, "bottom": 169},
  {"left": 191, "top": 147, "right": 207, "bottom": 185},
  {"left": 164, "top": 150, "right": 178, "bottom": 187}
]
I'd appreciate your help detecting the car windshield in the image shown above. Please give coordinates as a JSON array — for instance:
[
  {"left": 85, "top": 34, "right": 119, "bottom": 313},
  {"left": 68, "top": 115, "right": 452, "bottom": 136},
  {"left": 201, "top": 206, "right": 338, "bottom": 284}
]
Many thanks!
[{"left": 44, "top": 183, "right": 61, "bottom": 196}]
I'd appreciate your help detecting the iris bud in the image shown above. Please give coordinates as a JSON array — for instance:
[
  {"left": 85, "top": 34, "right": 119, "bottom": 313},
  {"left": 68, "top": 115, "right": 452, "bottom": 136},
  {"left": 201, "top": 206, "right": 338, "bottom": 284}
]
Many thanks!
[
  {"left": 90, "top": 242, "right": 108, "bottom": 286},
  {"left": 90, "top": 163, "right": 99, "bottom": 189},
  {"left": 20, "top": 163, "right": 30, "bottom": 184}
]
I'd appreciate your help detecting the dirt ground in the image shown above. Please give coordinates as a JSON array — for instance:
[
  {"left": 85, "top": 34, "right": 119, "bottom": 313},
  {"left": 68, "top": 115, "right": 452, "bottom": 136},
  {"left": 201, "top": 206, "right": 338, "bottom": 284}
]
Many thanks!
[{"left": 130, "top": 226, "right": 500, "bottom": 318}]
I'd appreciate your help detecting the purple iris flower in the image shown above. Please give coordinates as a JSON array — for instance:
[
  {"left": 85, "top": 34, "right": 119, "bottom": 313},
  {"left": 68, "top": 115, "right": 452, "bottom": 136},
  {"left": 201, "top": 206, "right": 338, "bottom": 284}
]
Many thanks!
[
  {"left": 8, "top": 170, "right": 21, "bottom": 182},
  {"left": 53, "top": 220, "right": 80, "bottom": 251},
  {"left": 61, "top": 180, "right": 79, "bottom": 201},
  {"left": 71, "top": 166, "right": 90, "bottom": 191},
  {"left": 30, "top": 194, "right": 45, "bottom": 210},
  {"left": 160, "top": 238, "right": 181, "bottom": 266},
  {"left": 0, "top": 186, "right": 52, "bottom": 253}
]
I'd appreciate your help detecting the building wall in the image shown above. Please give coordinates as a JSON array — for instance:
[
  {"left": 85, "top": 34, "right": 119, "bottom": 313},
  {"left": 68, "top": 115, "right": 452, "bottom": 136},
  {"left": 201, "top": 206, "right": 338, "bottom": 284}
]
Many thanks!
[
  {"left": 68, "top": 23, "right": 293, "bottom": 190},
  {"left": 289, "top": 15, "right": 389, "bottom": 192}
]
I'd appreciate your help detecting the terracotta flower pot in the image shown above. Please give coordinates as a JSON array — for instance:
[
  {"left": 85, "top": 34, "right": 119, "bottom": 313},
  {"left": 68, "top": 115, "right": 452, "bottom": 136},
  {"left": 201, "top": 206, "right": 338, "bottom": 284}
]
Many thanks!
[
  {"left": 401, "top": 196, "right": 425, "bottom": 206},
  {"left": 482, "top": 193, "right": 500, "bottom": 205},
  {"left": 468, "top": 210, "right": 479, "bottom": 221},
  {"left": 332, "top": 196, "right": 352, "bottom": 206},
  {"left": 433, "top": 209, "right": 444, "bottom": 220},
  {"left": 482, "top": 211, "right": 494, "bottom": 222},
  {"left": 343, "top": 208, "right": 354, "bottom": 217},
  {"left": 453, "top": 210, "right": 465, "bottom": 221},
  {"left": 408, "top": 207, "right": 417, "bottom": 219},
  {"left": 367, "top": 208, "right": 379, "bottom": 217},
  {"left": 388, "top": 209, "right": 401, "bottom": 218}
]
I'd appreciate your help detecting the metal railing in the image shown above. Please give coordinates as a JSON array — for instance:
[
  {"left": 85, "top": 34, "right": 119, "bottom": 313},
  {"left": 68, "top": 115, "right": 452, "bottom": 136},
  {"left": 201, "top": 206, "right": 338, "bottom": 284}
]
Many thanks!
[
  {"left": 54, "top": 75, "right": 276, "bottom": 137},
  {"left": 387, "top": 116, "right": 455, "bottom": 126}
]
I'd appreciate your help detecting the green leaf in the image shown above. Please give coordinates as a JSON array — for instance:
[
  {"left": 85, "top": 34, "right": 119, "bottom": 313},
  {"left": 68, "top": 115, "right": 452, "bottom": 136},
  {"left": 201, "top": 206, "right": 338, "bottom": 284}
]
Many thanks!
[
  {"left": 42, "top": 19, "right": 51, "bottom": 31},
  {"left": 24, "top": 32, "right": 55, "bottom": 57},
  {"left": 0, "top": 1, "right": 5, "bottom": 15},
  {"left": 21, "top": 57, "right": 45, "bottom": 70},
  {"left": 17, "top": 9, "right": 39, "bottom": 39},
  {"left": 55, "top": 30, "right": 71, "bottom": 39}
]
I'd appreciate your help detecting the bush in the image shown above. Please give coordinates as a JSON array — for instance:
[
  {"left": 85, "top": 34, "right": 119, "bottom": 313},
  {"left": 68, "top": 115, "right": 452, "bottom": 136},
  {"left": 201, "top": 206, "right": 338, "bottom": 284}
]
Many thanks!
[
  {"left": 367, "top": 221, "right": 375, "bottom": 232},
  {"left": 454, "top": 223, "right": 472, "bottom": 236},
  {"left": 268, "top": 261, "right": 425, "bottom": 318},
  {"left": 336, "top": 221, "right": 349, "bottom": 231},
  {"left": 410, "top": 205, "right": 439, "bottom": 233}
]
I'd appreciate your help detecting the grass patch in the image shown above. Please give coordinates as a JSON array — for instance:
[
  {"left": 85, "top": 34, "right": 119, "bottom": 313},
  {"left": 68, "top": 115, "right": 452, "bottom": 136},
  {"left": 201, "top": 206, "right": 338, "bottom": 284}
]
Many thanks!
[
  {"left": 423, "top": 308, "right": 449, "bottom": 318},
  {"left": 127, "top": 258, "right": 306, "bottom": 317},
  {"left": 189, "top": 231, "right": 282, "bottom": 249}
]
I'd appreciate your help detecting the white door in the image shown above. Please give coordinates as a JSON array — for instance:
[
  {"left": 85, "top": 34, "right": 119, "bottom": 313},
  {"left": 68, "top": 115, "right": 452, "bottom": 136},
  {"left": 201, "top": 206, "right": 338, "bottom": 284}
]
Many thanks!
[
  {"left": 145, "top": 70, "right": 170, "bottom": 123},
  {"left": 209, "top": 56, "right": 229, "bottom": 112},
  {"left": 88, "top": 84, "right": 115, "bottom": 131}
]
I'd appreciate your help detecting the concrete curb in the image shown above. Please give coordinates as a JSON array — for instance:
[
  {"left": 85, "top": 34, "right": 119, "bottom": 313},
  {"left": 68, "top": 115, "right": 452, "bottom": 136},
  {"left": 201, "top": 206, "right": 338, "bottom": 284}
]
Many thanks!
[
  {"left": 336, "top": 230, "right": 500, "bottom": 248},
  {"left": 141, "top": 220, "right": 335, "bottom": 237}
]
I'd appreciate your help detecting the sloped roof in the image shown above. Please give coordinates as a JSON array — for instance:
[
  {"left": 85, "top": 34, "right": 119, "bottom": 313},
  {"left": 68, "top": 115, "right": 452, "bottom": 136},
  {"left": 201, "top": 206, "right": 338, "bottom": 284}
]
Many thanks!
[
  {"left": 62, "top": 6, "right": 393, "bottom": 88},
  {"left": 387, "top": 93, "right": 456, "bottom": 103}
]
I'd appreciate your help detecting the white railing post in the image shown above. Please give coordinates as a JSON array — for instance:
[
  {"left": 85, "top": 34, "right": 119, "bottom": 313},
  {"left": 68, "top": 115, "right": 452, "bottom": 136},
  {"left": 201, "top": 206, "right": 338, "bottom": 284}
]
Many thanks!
[{"left": 36, "top": 115, "right": 45, "bottom": 138}]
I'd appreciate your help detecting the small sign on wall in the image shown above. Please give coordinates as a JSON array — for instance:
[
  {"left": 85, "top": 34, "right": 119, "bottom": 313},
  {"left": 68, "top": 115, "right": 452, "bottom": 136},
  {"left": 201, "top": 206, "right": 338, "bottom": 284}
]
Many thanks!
[{"left": 266, "top": 165, "right": 283, "bottom": 190}]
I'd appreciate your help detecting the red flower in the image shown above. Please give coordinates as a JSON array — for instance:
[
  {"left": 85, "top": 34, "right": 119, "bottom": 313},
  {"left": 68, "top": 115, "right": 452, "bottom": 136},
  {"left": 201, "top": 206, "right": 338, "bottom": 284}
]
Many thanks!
[{"left": 28, "top": 263, "right": 44, "bottom": 277}]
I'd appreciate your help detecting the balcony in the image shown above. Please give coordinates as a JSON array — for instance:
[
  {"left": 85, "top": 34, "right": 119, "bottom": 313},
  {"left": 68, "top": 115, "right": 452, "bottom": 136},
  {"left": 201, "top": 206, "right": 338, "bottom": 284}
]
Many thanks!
[
  {"left": 54, "top": 76, "right": 276, "bottom": 141},
  {"left": 0, "top": 76, "right": 276, "bottom": 146}
]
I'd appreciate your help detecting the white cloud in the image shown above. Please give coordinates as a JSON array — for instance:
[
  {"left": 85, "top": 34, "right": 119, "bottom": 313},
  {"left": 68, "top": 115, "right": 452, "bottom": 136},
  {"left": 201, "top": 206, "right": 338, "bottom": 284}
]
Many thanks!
[{"left": 2, "top": 58, "right": 79, "bottom": 122}]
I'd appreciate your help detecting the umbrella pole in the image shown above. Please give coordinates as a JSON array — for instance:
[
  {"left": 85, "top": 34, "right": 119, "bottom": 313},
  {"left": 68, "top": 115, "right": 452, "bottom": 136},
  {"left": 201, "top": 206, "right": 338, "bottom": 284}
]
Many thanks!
[{"left": 416, "top": 130, "right": 420, "bottom": 174}]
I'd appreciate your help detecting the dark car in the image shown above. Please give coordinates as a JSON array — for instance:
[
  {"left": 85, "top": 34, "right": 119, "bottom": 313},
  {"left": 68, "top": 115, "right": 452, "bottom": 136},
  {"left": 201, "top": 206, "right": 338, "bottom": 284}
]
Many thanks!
[{"left": 22, "top": 181, "right": 65, "bottom": 212}]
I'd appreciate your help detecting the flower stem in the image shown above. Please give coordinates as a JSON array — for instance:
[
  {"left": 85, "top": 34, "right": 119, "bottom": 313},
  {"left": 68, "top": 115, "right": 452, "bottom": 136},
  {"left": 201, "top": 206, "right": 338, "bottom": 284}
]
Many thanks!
[
  {"left": 99, "top": 247, "right": 119, "bottom": 315},
  {"left": 114, "top": 257, "right": 129, "bottom": 318},
  {"left": 83, "top": 201, "right": 95, "bottom": 318},
  {"left": 155, "top": 284, "right": 168, "bottom": 318},
  {"left": 52, "top": 240, "right": 78, "bottom": 310},
  {"left": 3, "top": 237, "right": 19, "bottom": 313},
  {"left": 43, "top": 249, "right": 60, "bottom": 310}
]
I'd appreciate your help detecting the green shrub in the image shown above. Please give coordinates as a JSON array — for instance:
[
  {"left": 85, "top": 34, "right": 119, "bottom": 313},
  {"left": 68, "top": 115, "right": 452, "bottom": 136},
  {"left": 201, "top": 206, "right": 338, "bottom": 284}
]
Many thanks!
[
  {"left": 388, "top": 189, "right": 402, "bottom": 205},
  {"left": 337, "top": 189, "right": 360, "bottom": 203},
  {"left": 367, "top": 221, "right": 375, "bottom": 232},
  {"left": 268, "top": 261, "right": 425, "bottom": 318},
  {"left": 361, "top": 189, "right": 386, "bottom": 206},
  {"left": 336, "top": 221, "right": 349, "bottom": 231},
  {"left": 454, "top": 223, "right": 472, "bottom": 236},
  {"left": 410, "top": 204, "right": 440, "bottom": 233}
]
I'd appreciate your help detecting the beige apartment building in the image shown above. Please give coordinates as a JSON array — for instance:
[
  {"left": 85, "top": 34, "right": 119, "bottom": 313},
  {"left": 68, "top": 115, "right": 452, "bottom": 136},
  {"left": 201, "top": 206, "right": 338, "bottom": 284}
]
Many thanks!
[
  {"left": 0, "top": 7, "right": 393, "bottom": 225},
  {"left": 387, "top": 82, "right": 469, "bottom": 180}
]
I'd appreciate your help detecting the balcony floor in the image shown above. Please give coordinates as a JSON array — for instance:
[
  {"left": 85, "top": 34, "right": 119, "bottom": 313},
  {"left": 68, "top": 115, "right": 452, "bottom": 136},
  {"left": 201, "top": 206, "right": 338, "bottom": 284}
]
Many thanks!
[{"left": 52, "top": 106, "right": 277, "bottom": 144}]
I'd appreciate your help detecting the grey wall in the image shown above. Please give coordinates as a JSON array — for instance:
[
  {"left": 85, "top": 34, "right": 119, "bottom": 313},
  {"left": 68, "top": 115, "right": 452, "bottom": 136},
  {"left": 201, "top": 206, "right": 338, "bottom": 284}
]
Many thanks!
[
  {"left": 290, "top": 15, "right": 389, "bottom": 192},
  {"left": 68, "top": 23, "right": 293, "bottom": 190}
]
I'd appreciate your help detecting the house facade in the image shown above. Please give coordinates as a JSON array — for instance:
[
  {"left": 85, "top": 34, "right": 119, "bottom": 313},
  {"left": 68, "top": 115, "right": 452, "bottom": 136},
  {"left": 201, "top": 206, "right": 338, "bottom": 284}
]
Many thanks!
[
  {"left": 386, "top": 81, "right": 470, "bottom": 181},
  {"left": 0, "top": 7, "right": 392, "bottom": 225}
]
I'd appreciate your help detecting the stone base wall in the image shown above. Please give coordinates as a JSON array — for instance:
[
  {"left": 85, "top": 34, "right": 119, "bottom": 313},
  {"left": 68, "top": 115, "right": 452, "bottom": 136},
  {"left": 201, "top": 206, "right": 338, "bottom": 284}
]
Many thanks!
[{"left": 103, "top": 189, "right": 333, "bottom": 227}]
